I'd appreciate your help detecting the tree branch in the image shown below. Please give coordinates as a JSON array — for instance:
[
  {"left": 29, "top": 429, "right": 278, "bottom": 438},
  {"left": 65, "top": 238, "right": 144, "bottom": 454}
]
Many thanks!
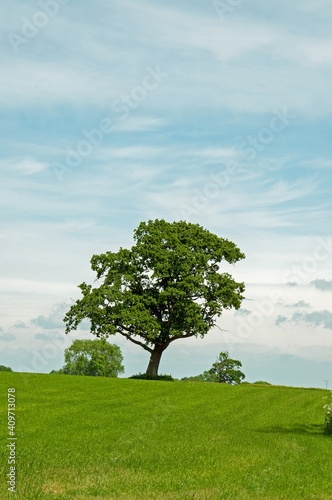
[
  {"left": 168, "top": 333, "right": 194, "bottom": 343},
  {"left": 215, "top": 324, "right": 228, "bottom": 333},
  {"left": 118, "top": 330, "right": 153, "bottom": 353}
]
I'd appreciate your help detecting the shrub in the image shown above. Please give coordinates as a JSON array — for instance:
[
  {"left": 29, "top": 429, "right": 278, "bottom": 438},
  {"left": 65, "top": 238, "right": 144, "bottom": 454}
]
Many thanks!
[
  {"left": 129, "top": 373, "right": 174, "bottom": 381},
  {"left": 181, "top": 375, "right": 205, "bottom": 382},
  {"left": 323, "top": 391, "right": 332, "bottom": 435}
]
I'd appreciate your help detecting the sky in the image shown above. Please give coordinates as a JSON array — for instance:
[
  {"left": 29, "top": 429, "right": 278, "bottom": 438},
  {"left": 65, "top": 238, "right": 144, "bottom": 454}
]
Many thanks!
[{"left": 1, "top": 0, "right": 332, "bottom": 388}]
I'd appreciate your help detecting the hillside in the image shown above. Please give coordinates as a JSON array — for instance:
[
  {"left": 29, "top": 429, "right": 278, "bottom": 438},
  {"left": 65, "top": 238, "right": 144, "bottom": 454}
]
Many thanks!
[{"left": 0, "top": 373, "right": 331, "bottom": 499}]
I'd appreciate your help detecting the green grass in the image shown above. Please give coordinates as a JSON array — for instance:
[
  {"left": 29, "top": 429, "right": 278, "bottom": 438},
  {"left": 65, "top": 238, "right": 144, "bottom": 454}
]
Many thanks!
[{"left": 1, "top": 373, "right": 331, "bottom": 499}]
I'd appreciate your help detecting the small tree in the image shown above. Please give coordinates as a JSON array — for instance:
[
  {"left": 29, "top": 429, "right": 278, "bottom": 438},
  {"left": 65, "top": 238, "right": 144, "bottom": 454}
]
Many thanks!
[
  {"left": 62, "top": 339, "right": 124, "bottom": 377},
  {"left": 0, "top": 365, "right": 13, "bottom": 372},
  {"left": 204, "top": 351, "right": 245, "bottom": 384}
]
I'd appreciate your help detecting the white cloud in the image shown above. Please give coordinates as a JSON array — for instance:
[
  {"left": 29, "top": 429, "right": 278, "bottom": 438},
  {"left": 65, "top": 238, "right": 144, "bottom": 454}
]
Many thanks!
[
  {"left": 114, "top": 116, "right": 167, "bottom": 132},
  {"left": 192, "top": 148, "right": 238, "bottom": 161},
  {"left": 95, "top": 146, "right": 165, "bottom": 160},
  {"left": 302, "top": 158, "right": 332, "bottom": 170},
  {"left": 4, "top": 158, "right": 48, "bottom": 175}
]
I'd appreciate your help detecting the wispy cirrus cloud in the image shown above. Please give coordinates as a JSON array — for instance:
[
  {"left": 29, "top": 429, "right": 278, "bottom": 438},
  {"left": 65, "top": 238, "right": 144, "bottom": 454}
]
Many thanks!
[
  {"left": 2, "top": 0, "right": 332, "bottom": 116},
  {"left": 4, "top": 158, "right": 48, "bottom": 175}
]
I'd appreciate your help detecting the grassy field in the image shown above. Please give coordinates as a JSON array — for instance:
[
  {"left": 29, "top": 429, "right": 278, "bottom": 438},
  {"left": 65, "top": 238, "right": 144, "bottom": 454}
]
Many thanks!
[{"left": 1, "top": 373, "right": 331, "bottom": 499}]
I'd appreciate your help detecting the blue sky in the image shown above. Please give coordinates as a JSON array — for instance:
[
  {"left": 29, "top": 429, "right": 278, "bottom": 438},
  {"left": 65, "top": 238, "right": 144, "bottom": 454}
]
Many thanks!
[{"left": 1, "top": 0, "right": 332, "bottom": 387}]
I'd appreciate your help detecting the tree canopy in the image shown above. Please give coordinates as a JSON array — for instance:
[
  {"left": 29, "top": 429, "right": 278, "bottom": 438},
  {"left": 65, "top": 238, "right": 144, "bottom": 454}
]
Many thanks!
[
  {"left": 181, "top": 352, "right": 245, "bottom": 384},
  {"left": 64, "top": 219, "right": 245, "bottom": 376},
  {"left": 61, "top": 339, "right": 124, "bottom": 377},
  {"left": 203, "top": 351, "right": 245, "bottom": 384}
]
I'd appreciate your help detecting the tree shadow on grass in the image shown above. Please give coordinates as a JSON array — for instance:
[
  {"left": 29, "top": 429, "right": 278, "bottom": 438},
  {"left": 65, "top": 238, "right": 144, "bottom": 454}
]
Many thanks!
[{"left": 255, "top": 423, "right": 325, "bottom": 436}]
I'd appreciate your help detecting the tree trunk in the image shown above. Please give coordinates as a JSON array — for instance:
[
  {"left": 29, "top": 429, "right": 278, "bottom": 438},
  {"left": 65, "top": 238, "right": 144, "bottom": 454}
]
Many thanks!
[{"left": 145, "top": 346, "right": 164, "bottom": 377}]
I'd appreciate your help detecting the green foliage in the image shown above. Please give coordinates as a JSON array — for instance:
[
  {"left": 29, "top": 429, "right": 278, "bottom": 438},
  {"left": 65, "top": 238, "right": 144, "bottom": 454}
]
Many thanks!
[
  {"left": 254, "top": 380, "right": 271, "bottom": 385},
  {"left": 0, "top": 372, "right": 329, "bottom": 499},
  {"left": 323, "top": 391, "right": 332, "bottom": 435},
  {"left": 0, "top": 364, "right": 13, "bottom": 371},
  {"left": 205, "top": 351, "right": 245, "bottom": 384},
  {"left": 61, "top": 339, "right": 124, "bottom": 377},
  {"left": 182, "top": 352, "right": 245, "bottom": 384},
  {"left": 64, "top": 219, "right": 245, "bottom": 376},
  {"left": 129, "top": 373, "right": 174, "bottom": 381},
  {"left": 181, "top": 374, "right": 205, "bottom": 382},
  {"left": 188, "top": 352, "right": 245, "bottom": 384},
  {"left": 201, "top": 369, "right": 220, "bottom": 382}
]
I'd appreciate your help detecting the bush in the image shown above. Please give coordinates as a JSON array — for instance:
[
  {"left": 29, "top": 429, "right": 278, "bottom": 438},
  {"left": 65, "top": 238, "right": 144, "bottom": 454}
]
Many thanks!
[
  {"left": 181, "top": 375, "right": 205, "bottom": 382},
  {"left": 129, "top": 373, "right": 174, "bottom": 381},
  {"left": 253, "top": 381, "right": 271, "bottom": 385},
  {"left": 324, "top": 391, "right": 332, "bottom": 435}
]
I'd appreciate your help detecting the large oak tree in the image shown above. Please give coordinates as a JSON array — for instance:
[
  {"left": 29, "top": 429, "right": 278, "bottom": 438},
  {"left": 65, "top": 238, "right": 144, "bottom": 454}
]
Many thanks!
[{"left": 64, "top": 219, "right": 245, "bottom": 376}]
